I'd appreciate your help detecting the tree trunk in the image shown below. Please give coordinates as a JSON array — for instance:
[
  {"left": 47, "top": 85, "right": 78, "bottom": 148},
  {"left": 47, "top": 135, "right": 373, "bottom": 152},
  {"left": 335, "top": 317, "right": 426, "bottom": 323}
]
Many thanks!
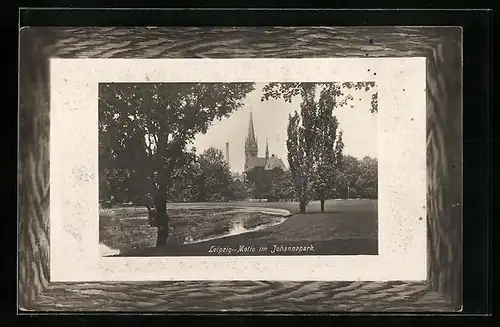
[
  {"left": 319, "top": 189, "right": 326, "bottom": 212},
  {"left": 299, "top": 197, "right": 306, "bottom": 213},
  {"left": 154, "top": 195, "right": 169, "bottom": 247},
  {"left": 156, "top": 224, "right": 169, "bottom": 247}
]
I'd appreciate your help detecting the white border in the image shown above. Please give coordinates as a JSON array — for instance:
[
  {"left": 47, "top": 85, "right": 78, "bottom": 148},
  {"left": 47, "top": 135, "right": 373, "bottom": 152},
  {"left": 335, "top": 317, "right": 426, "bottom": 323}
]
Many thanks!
[{"left": 50, "top": 58, "right": 427, "bottom": 282}]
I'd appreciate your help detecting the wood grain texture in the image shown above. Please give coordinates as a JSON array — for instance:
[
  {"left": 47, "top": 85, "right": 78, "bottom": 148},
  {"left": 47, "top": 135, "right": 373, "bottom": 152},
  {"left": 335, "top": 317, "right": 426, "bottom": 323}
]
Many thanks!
[
  {"left": 425, "top": 29, "right": 463, "bottom": 309},
  {"left": 31, "top": 281, "right": 451, "bottom": 312},
  {"left": 18, "top": 28, "right": 55, "bottom": 310},
  {"left": 18, "top": 26, "right": 462, "bottom": 312}
]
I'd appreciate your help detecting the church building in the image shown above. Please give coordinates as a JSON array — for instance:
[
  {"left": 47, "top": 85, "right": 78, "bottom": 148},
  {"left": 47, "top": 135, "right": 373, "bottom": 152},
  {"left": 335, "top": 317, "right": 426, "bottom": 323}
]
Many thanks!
[{"left": 244, "top": 111, "right": 287, "bottom": 172}]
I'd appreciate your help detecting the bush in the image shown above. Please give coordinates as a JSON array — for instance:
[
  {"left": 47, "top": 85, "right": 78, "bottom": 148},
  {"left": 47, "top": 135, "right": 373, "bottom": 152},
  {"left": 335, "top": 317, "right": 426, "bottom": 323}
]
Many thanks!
[{"left": 209, "top": 193, "right": 227, "bottom": 202}]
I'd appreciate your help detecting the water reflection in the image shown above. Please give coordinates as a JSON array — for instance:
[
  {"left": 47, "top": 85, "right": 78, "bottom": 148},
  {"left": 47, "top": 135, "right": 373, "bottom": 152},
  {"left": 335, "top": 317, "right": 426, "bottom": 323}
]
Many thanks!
[
  {"left": 108, "top": 206, "right": 290, "bottom": 246},
  {"left": 180, "top": 208, "right": 288, "bottom": 244}
]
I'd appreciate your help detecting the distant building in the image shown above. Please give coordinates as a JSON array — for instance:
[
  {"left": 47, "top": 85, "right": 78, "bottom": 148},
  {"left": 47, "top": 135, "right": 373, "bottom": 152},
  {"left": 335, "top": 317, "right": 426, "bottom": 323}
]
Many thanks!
[{"left": 243, "top": 110, "right": 287, "bottom": 172}]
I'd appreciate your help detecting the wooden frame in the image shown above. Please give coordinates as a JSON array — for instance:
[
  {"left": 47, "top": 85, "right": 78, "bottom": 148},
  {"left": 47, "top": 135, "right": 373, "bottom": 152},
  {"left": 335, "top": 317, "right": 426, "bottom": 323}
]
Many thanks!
[{"left": 18, "top": 26, "right": 462, "bottom": 312}]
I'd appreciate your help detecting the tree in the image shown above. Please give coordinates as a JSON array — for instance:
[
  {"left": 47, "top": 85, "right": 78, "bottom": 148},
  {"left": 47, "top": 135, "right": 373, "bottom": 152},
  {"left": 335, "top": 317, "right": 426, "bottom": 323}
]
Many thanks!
[
  {"left": 244, "top": 166, "right": 284, "bottom": 200},
  {"left": 334, "top": 155, "right": 361, "bottom": 199},
  {"left": 265, "top": 168, "right": 285, "bottom": 201},
  {"left": 99, "top": 82, "right": 255, "bottom": 246},
  {"left": 286, "top": 101, "right": 314, "bottom": 212},
  {"left": 355, "top": 156, "right": 378, "bottom": 199},
  {"left": 311, "top": 88, "right": 345, "bottom": 212},
  {"left": 228, "top": 177, "right": 248, "bottom": 201},
  {"left": 332, "top": 155, "right": 378, "bottom": 199},
  {"left": 269, "top": 169, "right": 295, "bottom": 201},
  {"left": 197, "top": 147, "right": 233, "bottom": 202},
  {"left": 167, "top": 147, "right": 201, "bottom": 202},
  {"left": 262, "top": 82, "right": 377, "bottom": 212},
  {"left": 244, "top": 166, "right": 268, "bottom": 200}
]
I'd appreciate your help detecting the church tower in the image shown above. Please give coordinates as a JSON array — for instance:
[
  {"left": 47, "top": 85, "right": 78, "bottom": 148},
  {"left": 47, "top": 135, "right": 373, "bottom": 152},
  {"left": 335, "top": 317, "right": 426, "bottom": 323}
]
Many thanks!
[{"left": 244, "top": 110, "right": 258, "bottom": 171}]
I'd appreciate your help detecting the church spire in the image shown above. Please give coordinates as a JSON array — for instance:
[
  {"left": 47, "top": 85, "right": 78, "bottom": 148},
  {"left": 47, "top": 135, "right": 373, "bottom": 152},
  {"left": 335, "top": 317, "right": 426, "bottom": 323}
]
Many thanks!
[
  {"left": 265, "top": 138, "right": 269, "bottom": 159},
  {"left": 246, "top": 110, "right": 257, "bottom": 146},
  {"left": 244, "top": 109, "right": 258, "bottom": 171}
]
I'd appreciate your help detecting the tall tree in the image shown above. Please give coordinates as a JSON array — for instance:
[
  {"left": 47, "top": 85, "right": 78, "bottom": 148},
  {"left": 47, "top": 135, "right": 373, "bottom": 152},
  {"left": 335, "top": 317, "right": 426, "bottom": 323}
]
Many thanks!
[
  {"left": 312, "top": 86, "right": 345, "bottom": 212},
  {"left": 99, "top": 82, "right": 255, "bottom": 246},
  {"left": 262, "top": 82, "right": 377, "bottom": 212},
  {"left": 285, "top": 85, "right": 316, "bottom": 212}
]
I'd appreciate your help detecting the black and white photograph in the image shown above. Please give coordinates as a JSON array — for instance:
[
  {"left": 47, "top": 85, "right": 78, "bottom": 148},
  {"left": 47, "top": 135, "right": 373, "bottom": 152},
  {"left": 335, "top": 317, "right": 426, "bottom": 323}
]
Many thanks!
[{"left": 98, "top": 82, "right": 379, "bottom": 257}]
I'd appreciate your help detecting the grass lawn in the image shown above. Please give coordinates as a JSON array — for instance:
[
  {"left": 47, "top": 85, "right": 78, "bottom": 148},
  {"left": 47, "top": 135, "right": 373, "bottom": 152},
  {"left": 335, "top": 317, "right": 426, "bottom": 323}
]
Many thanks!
[{"left": 102, "top": 199, "right": 378, "bottom": 257}]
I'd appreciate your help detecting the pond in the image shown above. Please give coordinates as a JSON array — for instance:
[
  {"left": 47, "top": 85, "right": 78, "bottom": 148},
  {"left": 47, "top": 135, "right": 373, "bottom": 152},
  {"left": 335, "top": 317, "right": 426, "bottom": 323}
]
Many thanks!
[{"left": 99, "top": 206, "right": 290, "bottom": 256}]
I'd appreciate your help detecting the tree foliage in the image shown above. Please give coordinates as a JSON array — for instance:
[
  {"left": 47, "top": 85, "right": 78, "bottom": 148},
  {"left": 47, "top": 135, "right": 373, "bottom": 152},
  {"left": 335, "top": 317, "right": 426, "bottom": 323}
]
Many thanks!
[
  {"left": 244, "top": 166, "right": 285, "bottom": 200},
  {"left": 197, "top": 147, "right": 233, "bottom": 202},
  {"left": 268, "top": 170, "right": 296, "bottom": 202},
  {"left": 228, "top": 175, "right": 249, "bottom": 201},
  {"left": 354, "top": 156, "right": 378, "bottom": 199},
  {"left": 261, "top": 82, "right": 378, "bottom": 112},
  {"left": 99, "top": 82, "right": 255, "bottom": 245},
  {"left": 286, "top": 101, "right": 314, "bottom": 212},
  {"left": 166, "top": 148, "right": 201, "bottom": 203},
  {"left": 333, "top": 155, "right": 378, "bottom": 199}
]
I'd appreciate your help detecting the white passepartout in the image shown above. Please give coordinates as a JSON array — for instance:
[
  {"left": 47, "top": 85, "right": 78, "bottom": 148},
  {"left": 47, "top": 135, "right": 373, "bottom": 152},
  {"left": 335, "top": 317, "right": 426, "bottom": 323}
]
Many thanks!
[{"left": 50, "top": 58, "right": 426, "bottom": 282}]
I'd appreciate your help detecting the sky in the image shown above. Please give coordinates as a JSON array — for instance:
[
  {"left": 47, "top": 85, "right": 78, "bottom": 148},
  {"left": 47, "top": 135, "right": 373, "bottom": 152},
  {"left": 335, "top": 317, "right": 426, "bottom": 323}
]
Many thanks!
[{"left": 190, "top": 83, "right": 378, "bottom": 173}]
